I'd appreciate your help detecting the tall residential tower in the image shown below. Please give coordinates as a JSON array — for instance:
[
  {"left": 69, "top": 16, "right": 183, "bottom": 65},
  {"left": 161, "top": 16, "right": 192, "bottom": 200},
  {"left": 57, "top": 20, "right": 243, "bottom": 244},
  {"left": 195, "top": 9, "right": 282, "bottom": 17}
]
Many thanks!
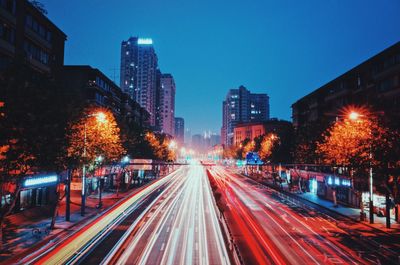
[
  {"left": 156, "top": 73, "right": 176, "bottom": 135},
  {"left": 120, "top": 37, "right": 158, "bottom": 126},
  {"left": 221, "top": 85, "right": 270, "bottom": 146}
]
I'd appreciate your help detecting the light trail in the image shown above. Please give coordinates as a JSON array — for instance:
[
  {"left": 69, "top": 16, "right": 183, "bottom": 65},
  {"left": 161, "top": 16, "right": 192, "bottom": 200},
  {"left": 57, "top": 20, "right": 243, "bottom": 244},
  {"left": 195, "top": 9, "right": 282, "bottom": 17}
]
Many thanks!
[
  {"left": 114, "top": 164, "right": 231, "bottom": 265},
  {"left": 209, "top": 166, "right": 368, "bottom": 265},
  {"left": 29, "top": 168, "right": 185, "bottom": 265}
]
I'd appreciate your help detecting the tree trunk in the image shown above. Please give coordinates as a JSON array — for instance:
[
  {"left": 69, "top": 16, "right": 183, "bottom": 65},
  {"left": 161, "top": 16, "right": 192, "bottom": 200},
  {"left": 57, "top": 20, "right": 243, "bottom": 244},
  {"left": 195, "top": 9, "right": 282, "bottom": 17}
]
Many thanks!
[
  {"left": 385, "top": 192, "right": 391, "bottom": 228},
  {"left": 65, "top": 169, "right": 71, "bottom": 221},
  {"left": 50, "top": 182, "right": 61, "bottom": 230}
]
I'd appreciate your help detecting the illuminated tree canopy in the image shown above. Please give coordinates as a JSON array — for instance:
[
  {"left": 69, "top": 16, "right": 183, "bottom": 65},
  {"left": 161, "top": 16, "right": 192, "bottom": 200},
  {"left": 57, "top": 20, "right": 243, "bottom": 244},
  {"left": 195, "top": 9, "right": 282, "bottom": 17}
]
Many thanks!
[
  {"left": 258, "top": 133, "right": 279, "bottom": 161},
  {"left": 67, "top": 107, "right": 125, "bottom": 166},
  {"left": 316, "top": 113, "right": 396, "bottom": 171},
  {"left": 145, "top": 132, "right": 176, "bottom": 161}
]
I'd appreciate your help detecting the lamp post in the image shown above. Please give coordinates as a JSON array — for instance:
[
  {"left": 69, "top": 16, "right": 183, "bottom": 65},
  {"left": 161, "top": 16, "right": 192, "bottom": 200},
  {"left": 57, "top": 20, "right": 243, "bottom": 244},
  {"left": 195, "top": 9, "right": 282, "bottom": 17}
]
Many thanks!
[
  {"left": 81, "top": 112, "right": 106, "bottom": 216},
  {"left": 348, "top": 110, "right": 374, "bottom": 223}
]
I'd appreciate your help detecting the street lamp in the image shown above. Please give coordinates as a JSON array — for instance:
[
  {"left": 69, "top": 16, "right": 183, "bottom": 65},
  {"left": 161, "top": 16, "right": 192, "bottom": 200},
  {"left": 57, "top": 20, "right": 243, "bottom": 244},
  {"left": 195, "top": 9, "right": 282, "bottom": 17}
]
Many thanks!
[
  {"left": 168, "top": 140, "right": 177, "bottom": 150},
  {"left": 348, "top": 111, "right": 361, "bottom": 121},
  {"left": 347, "top": 110, "right": 374, "bottom": 224},
  {"left": 81, "top": 111, "right": 106, "bottom": 216}
]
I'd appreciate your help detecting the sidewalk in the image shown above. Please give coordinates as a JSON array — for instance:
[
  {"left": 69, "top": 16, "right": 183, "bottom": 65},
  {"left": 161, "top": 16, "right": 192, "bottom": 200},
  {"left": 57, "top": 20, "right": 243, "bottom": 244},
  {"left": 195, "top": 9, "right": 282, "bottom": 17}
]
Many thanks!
[
  {"left": 275, "top": 180, "right": 400, "bottom": 234},
  {"left": 0, "top": 186, "right": 144, "bottom": 262},
  {"left": 297, "top": 191, "right": 400, "bottom": 233},
  {"left": 238, "top": 170, "right": 400, "bottom": 235}
]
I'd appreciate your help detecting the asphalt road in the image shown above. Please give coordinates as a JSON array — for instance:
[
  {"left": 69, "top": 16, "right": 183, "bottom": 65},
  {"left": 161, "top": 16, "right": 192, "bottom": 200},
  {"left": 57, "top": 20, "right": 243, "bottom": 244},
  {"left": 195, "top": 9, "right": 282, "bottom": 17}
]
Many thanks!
[
  {"left": 208, "top": 166, "right": 398, "bottom": 265},
  {"left": 28, "top": 168, "right": 185, "bottom": 265},
  {"left": 114, "top": 164, "right": 230, "bottom": 265}
]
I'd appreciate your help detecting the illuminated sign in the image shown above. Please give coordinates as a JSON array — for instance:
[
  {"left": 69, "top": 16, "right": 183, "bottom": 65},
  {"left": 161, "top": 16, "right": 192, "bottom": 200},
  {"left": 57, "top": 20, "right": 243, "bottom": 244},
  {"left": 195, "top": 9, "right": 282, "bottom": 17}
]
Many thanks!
[
  {"left": 24, "top": 175, "right": 58, "bottom": 188},
  {"left": 137, "top": 38, "right": 153, "bottom": 45}
]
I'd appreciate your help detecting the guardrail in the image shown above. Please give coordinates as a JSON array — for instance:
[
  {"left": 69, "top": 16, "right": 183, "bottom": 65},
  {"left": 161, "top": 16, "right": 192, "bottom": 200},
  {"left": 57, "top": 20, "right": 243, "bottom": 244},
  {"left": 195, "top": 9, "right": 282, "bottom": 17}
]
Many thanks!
[{"left": 206, "top": 169, "right": 244, "bottom": 265}]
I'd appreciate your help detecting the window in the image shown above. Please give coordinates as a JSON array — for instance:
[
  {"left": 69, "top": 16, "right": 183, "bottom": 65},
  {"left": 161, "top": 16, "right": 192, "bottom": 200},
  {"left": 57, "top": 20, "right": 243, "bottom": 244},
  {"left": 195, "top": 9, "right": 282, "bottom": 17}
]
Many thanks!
[
  {"left": 24, "top": 40, "right": 49, "bottom": 65},
  {"left": 25, "top": 13, "right": 52, "bottom": 43},
  {"left": 0, "top": 0, "right": 16, "bottom": 14},
  {"left": 0, "top": 21, "right": 15, "bottom": 44},
  {"left": 379, "top": 76, "right": 397, "bottom": 92}
]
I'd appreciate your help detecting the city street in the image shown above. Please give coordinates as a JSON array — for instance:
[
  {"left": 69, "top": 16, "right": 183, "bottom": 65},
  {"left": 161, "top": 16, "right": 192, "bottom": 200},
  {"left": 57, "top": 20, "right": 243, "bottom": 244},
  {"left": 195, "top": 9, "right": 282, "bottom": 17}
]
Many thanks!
[
  {"left": 23, "top": 164, "right": 230, "bottom": 265},
  {"left": 24, "top": 168, "right": 184, "bottom": 265},
  {"left": 1, "top": 1, "right": 399, "bottom": 265},
  {"left": 208, "top": 166, "right": 398, "bottom": 265},
  {"left": 109, "top": 164, "right": 230, "bottom": 265}
]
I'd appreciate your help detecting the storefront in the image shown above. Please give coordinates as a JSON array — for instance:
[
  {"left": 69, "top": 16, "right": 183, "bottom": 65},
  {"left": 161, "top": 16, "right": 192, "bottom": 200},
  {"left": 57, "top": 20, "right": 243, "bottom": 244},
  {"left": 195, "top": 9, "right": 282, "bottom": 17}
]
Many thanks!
[
  {"left": 361, "top": 192, "right": 395, "bottom": 217},
  {"left": 16, "top": 174, "right": 58, "bottom": 211},
  {"left": 323, "top": 175, "right": 360, "bottom": 207}
]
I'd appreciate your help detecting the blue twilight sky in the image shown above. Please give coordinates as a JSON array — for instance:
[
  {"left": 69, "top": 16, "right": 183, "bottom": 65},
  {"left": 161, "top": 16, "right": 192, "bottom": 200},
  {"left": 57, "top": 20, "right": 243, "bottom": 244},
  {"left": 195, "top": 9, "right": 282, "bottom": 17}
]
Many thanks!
[{"left": 41, "top": 0, "right": 400, "bottom": 135}]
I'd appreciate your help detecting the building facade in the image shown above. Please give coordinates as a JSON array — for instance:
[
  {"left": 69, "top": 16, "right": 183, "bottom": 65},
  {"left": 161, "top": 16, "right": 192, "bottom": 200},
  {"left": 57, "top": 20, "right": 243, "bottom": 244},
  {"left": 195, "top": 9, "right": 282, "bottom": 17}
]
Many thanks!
[
  {"left": 292, "top": 42, "right": 400, "bottom": 130},
  {"left": 120, "top": 37, "right": 158, "bottom": 126},
  {"left": 0, "top": 0, "right": 66, "bottom": 214},
  {"left": 61, "top": 65, "right": 149, "bottom": 126},
  {"left": 156, "top": 73, "right": 175, "bottom": 135},
  {"left": 221, "top": 85, "right": 270, "bottom": 146},
  {"left": 174, "top": 117, "right": 184, "bottom": 144},
  {"left": 233, "top": 119, "right": 292, "bottom": 146},
  {"left": 0, "top": 0, "right": 66, "bottom": 78}
]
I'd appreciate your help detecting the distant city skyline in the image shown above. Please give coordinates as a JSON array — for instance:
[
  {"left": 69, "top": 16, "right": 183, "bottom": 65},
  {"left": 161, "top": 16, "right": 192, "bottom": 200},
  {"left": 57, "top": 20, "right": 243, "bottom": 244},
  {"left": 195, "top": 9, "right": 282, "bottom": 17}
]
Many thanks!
[{"left": 40, "top": 0, "right": 400, "bottom": 134}]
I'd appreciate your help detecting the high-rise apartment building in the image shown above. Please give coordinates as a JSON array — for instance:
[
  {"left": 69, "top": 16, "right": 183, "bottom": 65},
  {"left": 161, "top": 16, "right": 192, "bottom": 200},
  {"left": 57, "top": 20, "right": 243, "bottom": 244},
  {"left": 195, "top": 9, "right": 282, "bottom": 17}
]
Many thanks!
[
  {"left": 174, "top": 117, "right": 184, "bottom": 144},
  {"left": 0, "top": 0, "right": 66, "bottom": 78},
  {"left": 120, "top": 37, "right": 158, "bottom": 126},
  {"left": 221, "top": 85, "right": 270, "bottom": 146},
  {"left": 156, "top": 73, "right": 175, "bottom": 135}
]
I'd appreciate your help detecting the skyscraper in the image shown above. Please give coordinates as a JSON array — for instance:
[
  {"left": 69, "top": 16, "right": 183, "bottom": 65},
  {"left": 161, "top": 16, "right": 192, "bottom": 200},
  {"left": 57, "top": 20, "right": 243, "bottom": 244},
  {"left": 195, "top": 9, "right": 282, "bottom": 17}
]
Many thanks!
[
  {"left": 221, "top": 85, "right": 270, "bottom": 146},
  {"left": 156, "top": 73, "right": 175, "bottom": 135},
  {"left": 175, "top": 117, "right": 185, "bottom": 144},
  {"left": 120, "top": 37, "right": 158, "bottom": 126},
  {"left": 184, "top": 128, "right": 192, "bottom": 146}
]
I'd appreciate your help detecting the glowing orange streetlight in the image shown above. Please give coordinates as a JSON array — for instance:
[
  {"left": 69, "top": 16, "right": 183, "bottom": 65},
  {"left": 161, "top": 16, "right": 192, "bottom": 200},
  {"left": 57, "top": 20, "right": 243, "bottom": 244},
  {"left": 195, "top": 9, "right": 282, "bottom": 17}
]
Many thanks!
[
  {"left": 348, "top": 111, "right": 361, "bottom": 121},
  {"left": 168, "top": 140, "right": 177, "bottom": 150},
  {"left": 95, "top": 111, "right": 106, "bottom": 123},
  {"left": 81, "top": 111, "right": 107, "bottom": 216},
  {"left": 345, "top": 108, "right": 376, "bottom": 223}
]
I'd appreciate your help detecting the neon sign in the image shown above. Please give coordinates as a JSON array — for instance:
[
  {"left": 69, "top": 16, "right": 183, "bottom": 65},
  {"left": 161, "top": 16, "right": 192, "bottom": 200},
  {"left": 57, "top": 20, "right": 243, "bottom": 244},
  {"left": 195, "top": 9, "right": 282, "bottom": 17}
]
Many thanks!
[
  {"left": 24, "top": 175, "right": 58, "bottom": 187},
  {"left": 137, "top": 38, "right": 153, "bottom": 45}
]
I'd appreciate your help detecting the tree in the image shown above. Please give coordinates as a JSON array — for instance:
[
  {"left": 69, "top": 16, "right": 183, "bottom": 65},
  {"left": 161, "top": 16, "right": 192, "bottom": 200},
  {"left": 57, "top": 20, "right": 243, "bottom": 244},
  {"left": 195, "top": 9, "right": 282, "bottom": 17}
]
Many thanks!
[
  {"left": 294, "top": 121, "right": 326, "bottom": 164},
  {"left": 120, "top": 121, "right": 153, "bottom": 159},
  {"left": 317, "top": 111, "right": 399, "bottom": 225},
  {"left": 257, "top": 133, "right": 279, "bottom": 162},
  {"left": 66, "top": 107, "right": 125, "bottom": 167},
  {"left": 29, "top": 0, "right": 48, "bottom": 14},
  {"left": 0, "top": 64, "right": 69, "bottom": 244},
  {"left": 145, "top": 132, "right": 176, "bottom": 161},
  {"left": 316, "top": 117, "right": 376, "bottom": 168}
]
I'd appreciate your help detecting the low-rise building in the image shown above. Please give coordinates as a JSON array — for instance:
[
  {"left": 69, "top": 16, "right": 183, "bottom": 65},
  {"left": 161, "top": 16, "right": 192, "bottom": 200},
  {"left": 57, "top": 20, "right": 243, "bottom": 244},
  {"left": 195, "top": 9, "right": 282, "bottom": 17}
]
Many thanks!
[{"left": 233, "top": 119, "right": 292, "bottom": 146}]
